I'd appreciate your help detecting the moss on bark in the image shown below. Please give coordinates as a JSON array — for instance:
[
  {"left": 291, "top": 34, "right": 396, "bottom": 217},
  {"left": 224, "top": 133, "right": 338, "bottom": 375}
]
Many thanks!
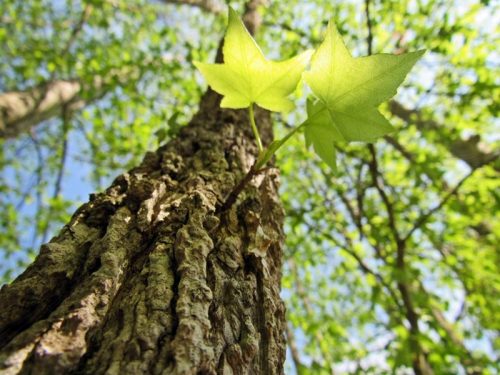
[{"left": 0, "top": 91, "right": 286, "bottom": 374}]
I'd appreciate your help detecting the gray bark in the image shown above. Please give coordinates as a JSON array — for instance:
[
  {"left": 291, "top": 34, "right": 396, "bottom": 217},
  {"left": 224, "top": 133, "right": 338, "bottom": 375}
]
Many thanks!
[
  {"left": 0, "top": 80, "right": 88, "bottom": 139},
  {"left": 162, "top": 0, "right": 224, "bottom": 13},
  {"left": 0, "top": 0, "right": 221, "bottom": 140},
  {"left": 389, "top": 100, "right": 499, "bottom": 169},
  {"left": 0, "top": 88, "right": 286, "bottom": 374}
]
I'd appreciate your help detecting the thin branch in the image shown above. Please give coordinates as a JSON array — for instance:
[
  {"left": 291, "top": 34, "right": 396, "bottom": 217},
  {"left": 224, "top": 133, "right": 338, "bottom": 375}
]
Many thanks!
[
  {"left": 41, "top": 109, "right": 70, "bottom": 244},
  {"left": 323, "top": 231, "right": 403, "bottom": 311},
  {"left": 285, "top": 324, "right": 304, "bottom": 375},
  {"left": 367, "top": 144, "right": 401, "bottom": 244},
  {"left": 383, "top": 135, "right": 415, "bottom": 162},
  {"left": 364, "top": 0, "right": 373, "bottom": 55},
  {"left": 403, "top": 168, "right": 476, "bottom": 242},
  {"left": 364, "top": 3, "right": 432, "bottom": 373},
  {"left": 53, "top": 113, "right": 70, "bottom": 199},
  {"left": 288, "top": 259, "right": 335, "bottom": 375},
  {"left": 0, "top": 56, "right": 167, "bottom": 139},
  {"left": 389, "top": 100, "right": 499, "bottom": 169},
  {"left": 161, "top": 0, "right": 224, "bottom": 14},
  {"left": 417, "top": 281, "right": 484, "bottom": 374},
  {"left": 28, "top": 134, "right": 44, "bottom": 249},
  {"left": 319, "top": 165, "right": 386, "bottom": 258},
  {"left": 15, "top": 173, "right": 40, "bottom": 211},
  {"left": 75, "top": 118, "right": 102, "bottom": 188},
  {"left": 60, "top": 4, "right": 93, "bottom": 58}
]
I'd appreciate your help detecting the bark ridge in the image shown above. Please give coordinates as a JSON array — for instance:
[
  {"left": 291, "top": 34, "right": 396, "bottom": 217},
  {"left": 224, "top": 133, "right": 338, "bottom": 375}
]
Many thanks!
[{"left": 0, "top": 91, "right": 286, "bottom": 375}]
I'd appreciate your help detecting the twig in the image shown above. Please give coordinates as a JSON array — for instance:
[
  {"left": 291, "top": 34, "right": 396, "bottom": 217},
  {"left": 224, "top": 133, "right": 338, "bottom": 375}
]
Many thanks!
[
  {"left": 60, "top": 4, "right": 93, "bottom": 58},
  {"left": 323, "top": 231, "right": 403, "bottom": 311},
  {"left": 216, "top": 163, "right": 268, "bottom": 213},
  {"left": 15, "top": 173, "right": 40, "bottom": 211},
  {"left": 367, "top": 144, "right": 401, "bottom": 244},
  {"left": 364, "top": 0, "right": 373, "bottom": 55},
  {"left": 383, "top": 135, "right": 415, "bottom": 162},
  {"left": 365, "top": 3, "right": 431, "bottom": 373},
  {"left": 285, "top": 324, "right": 304, "bottom": 375},
  {"left": 28, "top": 133, "right": 44, "bottom": 249},
  {"left": 41, "top": 108, "right": 70, "bottom": 244},
  {"left": 288, "top": 258, "right": 335, "bottom": 374},
  {"left": 403, "top": 168, "right": 476, "bottom": 242}
]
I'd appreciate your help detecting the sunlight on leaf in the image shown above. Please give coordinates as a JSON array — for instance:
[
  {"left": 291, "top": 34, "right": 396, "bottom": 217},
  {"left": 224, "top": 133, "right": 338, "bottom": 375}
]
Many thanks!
[
  {"left": 194, "top": 7, "right": 312, "bottom": 112},
  {"left": 303, "top": 21, "right": 424, "bottom": 169}
]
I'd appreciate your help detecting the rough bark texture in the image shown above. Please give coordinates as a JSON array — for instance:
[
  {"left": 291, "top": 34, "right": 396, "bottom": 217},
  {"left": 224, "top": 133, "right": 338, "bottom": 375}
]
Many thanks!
[{"left": 0, "top": 88, "right": 286, "bottom": 374}]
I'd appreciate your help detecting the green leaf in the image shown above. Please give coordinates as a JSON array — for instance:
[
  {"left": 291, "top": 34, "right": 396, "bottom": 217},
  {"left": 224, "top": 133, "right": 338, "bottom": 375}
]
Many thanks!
[
  {"left": 193, "top": 7, "right": 312, "bottom": 112},
  {"left": 303, "top": 21, "right": 424, "bottom": 168},
  {"left": 304, "top": 100, "right": 339, "bottom": 171}
]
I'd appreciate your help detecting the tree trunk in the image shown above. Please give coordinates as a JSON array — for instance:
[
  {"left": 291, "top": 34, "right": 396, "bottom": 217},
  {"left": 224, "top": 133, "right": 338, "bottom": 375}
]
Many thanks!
[{"left": 0, "top": 88, "right": 286, "bottom": 374}]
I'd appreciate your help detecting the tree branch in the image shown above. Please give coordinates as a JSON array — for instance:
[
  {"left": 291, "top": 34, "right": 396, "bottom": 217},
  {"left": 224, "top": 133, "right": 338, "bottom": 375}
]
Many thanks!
[
  {"left": 40, "top": 109, "right": 71, "bottom": 244},
  {"left": 403, "top": 168, "right": 476, "bottom": 242},
  {"left": 364, "top": 3, "right": 432, "bottom": 373},
  {"left": 161, "top": 0, "right": 224, "bottom": 14},
  {"left": 285, "top": 324, "right": 305, "bottom": 375},
  {"left": 60, "top": 4, "right": 93, "bottom": 58},
  {"left": 0, "top": 80, "right": 84, "bottom": 139},
  {"left": 323, "top": 231, "right": 403, "bottom": 311},
  {"left": 27, "top": 134, "right": 44, "bottom": 249},
  {"left": 0, "top": 59, "right": 158, "bottom": 139},
  {"left": 383, "top": 135, "right": 415, "bottom": 162},
  {"left": 389, "top": 100, "right": 499, "bottom": 169},
  {"left": 288, "top": 259, "right": 335, "bottom": 375},
  {"left": 367, "top": 144, "right": 401, "bottom": 244},
  {"left": 1, "top": 0, "right": 204, "bottom": 140},
  {"left": 216, "top": 164, "right": 269, "bottom": 213},
  {"left": 417, "top": 282, "right": 483, "bottom": 374}
]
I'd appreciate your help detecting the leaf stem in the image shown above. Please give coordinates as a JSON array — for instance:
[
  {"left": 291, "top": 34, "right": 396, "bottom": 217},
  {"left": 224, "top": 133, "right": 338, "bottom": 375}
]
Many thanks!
[
  {"left": 218, "top": 120, "right": 306, "bottom": 213},
  {"left": 255, "top": 122, "right": 305, "bottom": 169},
  {"left": 282, "top": 122, "right": 305, "bottom": 145},
  {"left": 248, "top": 104, "right": 263, "bottom": 153}
]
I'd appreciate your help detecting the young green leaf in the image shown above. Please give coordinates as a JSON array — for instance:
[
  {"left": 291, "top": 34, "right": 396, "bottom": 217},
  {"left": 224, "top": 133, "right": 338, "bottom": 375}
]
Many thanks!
[
  {"left": 303, "top": 21, "right": 425, "bottom": 168},
  {"left": 303, "top": 99, "right": 339, "bottom": 171},
  {"left": 194, "top": 7, "right": 312, "bottom": 112}
]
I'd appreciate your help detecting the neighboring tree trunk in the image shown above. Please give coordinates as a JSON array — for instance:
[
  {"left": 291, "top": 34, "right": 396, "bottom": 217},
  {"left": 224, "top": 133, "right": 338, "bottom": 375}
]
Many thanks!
[{"left": 0, "top": 85, "right": 286, "bottom": 373}]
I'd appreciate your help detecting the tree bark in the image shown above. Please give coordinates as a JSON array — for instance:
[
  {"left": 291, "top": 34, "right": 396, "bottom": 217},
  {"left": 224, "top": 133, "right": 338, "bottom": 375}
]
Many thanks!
[
  {"left": 161, "top": 0, "right": 224, "bottom": 14},
  {"left": 0, "top": 87, "right": 286, "bottom": 373},
  {"left": 389, "top": 100, "right": 499, "bottom": 169},
  {"left": 0, "top": 0, "right": 221, "bottom": 140},
  {"left": 0, "top": 80, "right": 88, "bottom": 139}
]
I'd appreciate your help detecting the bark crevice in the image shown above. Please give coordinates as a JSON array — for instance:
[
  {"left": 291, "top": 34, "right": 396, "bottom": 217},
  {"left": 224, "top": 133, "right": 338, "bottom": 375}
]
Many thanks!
[{"left": 0, "top": 91, "right": 286, "bottom": 374}]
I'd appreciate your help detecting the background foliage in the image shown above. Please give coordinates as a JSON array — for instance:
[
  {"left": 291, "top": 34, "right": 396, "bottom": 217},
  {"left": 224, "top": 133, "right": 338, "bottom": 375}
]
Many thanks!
[{"left": 0, "top": 0, "right": 498, "bottom": 373}]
